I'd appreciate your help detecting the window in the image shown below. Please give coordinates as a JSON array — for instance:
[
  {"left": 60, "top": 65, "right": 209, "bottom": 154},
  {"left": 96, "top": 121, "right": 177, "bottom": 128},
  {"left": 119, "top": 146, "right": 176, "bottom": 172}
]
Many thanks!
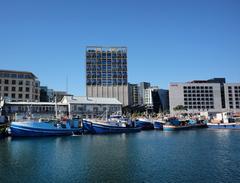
[
  {"left": 18, "top": 80, "right": 23, "bottom": 85},
  {"left": 12, "top": 87, "right": 16, "bottom": 91},
  {"left": 26, "top": 87, "right": 30, "bottom": 92},
  {"left": 0, "top": 79, "right": 1, "bottom": 84},
  {"left": 25, "top": 94, "right": 29, "bottom": 99},
  {"left": 26, "top": 81, "right": 30, "bottom": 86},
  {"left": 4, "top": 86, "right": 8, "bottom": 91},
  {"left": 4, "top": 93, "right": 8, "bottom": 97},
  {"left": 4, "top": 79, "right": 9, "bottom": 84},
  {"left": 19, "top": 94, "right": 22, "bottom": 98},
  {"left": 11, "top": 93, "right": 15, "bottom": 98},
  {"left": 19, "top": 87, "right": 23, "bottom": 92},
  {"left": 12, "top": 80, "right": 16, "bottom": 85}
]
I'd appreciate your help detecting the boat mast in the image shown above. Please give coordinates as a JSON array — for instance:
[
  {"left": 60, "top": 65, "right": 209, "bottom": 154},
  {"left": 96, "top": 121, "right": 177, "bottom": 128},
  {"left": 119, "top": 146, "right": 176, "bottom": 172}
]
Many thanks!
[
  {"left": 106, "top": 108, "right": 108, "bottom": 121},
  {"left": 55, "top": 96, "right": 58, "bottom": 119}
]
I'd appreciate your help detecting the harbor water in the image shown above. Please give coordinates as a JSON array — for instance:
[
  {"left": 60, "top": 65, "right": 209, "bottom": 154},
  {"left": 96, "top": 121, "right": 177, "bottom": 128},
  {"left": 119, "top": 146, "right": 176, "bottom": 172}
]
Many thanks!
[{"left": 1, "top": 129, "right": 240, "bottom": 183}]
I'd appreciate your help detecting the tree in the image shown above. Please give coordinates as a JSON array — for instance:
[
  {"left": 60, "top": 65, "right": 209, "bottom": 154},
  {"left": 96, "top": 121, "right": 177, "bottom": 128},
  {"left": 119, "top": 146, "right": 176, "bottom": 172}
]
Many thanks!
[{"left": 173, "top": 105, "right": 187, "bottom": 112}]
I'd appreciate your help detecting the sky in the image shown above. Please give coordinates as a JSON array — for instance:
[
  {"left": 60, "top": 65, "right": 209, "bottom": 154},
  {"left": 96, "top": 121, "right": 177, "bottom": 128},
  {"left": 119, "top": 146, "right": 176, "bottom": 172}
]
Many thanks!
[{"left": 0, "top": 0, "right": 240, "bottom": 95}]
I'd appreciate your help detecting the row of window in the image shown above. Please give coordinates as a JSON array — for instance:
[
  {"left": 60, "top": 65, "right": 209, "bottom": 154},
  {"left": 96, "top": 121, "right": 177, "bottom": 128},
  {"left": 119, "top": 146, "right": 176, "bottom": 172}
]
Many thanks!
[
  {"left": 229, "top": 93, "right": 240, "bottom": 97},
  {"left": 86, "top": 59, "right": 127, "bottom": 63},
  {"left": 184, "top": 90, "right": 213, "bottom": 93},
  {"left": 184, "top": 98, "right": 214, "bottom": 101},
  {"left": 228, "top": 89, "right": 240, "bottom": 93},
  {"left": 86, "top": 67, "right": 127, "bottom": 71},
  {"left": 0, "top": 79, "right": 35, "bottom": 86},
  {"left": 229, "top": 101, "right": 240, "bottom": 105},
  {"left": 184, "top": 102, "right": 214, "bottom": 105},
  {"left": 184, "top": 94, "right": 213, "bottom": 97},
  {"left": 0, "top": 73, "right": 34, "bottom": 79},
  {"left": 86, "top": 54, "right": 127, "bottom": 59},
  {"left": 86, "top": 71, "right": 128, "bottom": 75},
  {"left": 87, "top": 75, "right": 128, "bottom": 79},
  {"left": 229, "top": 97, "right": 240, "bottom": 101},
  {"left": 183, "top": 86, "right": 213, "bottom": 90},
  {"left": 228, "top": 86, "right": 240, "bottom": 90},
  {"left": 15, "top": 106, "right": 54, "bottom": 112},
  {"left": 87, "top": 81, "right": 128, "bottom": 86},
  {"left": 0, "top": 86, "right": 35, "bottom": 92},
  {"left": 2, "top": 93, "right": 34, "bottom": 99}
]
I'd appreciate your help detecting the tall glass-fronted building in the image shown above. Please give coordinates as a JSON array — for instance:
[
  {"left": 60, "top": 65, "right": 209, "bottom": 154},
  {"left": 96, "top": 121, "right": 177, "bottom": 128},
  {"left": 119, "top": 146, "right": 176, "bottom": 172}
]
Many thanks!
[{"left": 86, "top": 46, "right": 129, "bottom": 106}]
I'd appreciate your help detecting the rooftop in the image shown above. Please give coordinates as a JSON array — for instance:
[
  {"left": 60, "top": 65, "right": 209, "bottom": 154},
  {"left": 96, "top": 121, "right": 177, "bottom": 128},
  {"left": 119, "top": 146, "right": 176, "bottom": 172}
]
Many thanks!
[
  {"left": 0, "top": 69, "right": 37, "bottom": 79},
  {"left": 61, "top": 96, "right": 122, "bottom": 105}
]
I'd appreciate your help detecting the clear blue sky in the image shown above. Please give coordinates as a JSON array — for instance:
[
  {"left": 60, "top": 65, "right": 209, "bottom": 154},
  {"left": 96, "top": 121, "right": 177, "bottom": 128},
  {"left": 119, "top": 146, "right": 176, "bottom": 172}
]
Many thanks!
[{"left": 0, "top": 0, "right": 240, "bottom": 95}]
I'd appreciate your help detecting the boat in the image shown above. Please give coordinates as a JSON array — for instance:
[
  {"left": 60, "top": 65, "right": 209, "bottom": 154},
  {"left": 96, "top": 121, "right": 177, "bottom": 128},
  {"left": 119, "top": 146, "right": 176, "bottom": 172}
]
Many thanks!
[
  {"left": 163, "top": 118, "right": 207, "bottom": 131},
  {"left": 207, "top": 122, "right": 240, "bottom": 129},
  {"left": 153, "top": 120, "right": 165, "bottom": 130},
  {"left": 135, "top": 118, "right": 154, "bottom": 130},
  {"left": 10, "top": 119, "right": 82, "bottom": 137},
  {"left": 82, "top": 118, "right": 141, "bottom": 134}
]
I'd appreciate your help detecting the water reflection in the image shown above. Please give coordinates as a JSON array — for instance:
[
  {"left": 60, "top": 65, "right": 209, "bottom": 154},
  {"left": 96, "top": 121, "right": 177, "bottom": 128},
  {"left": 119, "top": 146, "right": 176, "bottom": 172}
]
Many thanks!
[{"left": 0, "top": 130, "right": 240, "bottom": 183}]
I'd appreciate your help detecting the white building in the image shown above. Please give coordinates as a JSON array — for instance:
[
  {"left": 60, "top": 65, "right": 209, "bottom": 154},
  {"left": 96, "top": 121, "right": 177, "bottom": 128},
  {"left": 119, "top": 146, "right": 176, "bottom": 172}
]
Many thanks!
[
  {"left": 169, "top": 80, "right": 240, "bottom": 115},
  {"left": 169, "top": 82, "right": 222, "bottom": 114},
  {"left": 60, "top": 96, "right": 122, "bottom": 118},
  {"left": 2, "top": 96, "right": 122, "bottom": 119},
  {"left": 224, "top": 83, "right": 240, "bottom": 113}
]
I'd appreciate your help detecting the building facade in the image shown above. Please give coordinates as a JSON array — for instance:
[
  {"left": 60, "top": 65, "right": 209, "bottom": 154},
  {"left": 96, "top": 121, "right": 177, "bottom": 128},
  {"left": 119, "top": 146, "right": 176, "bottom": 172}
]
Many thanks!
[
  {"left": 169, "top": 78, "right": 240, "bottom": 114},
  {"left": 86, "top": 46, "right": 129, "bottom": 106},
  {"left": 158, "top": 89, "right": 169, "bottom": 112},
  {"left": 224, "top": 83, "right": 240, "bottom": 113},
  {"left": 60, "top": 96, "right": 122, "bottom": 118},
  {"left": 139, "top": 82, "right": 150, "bottom": 105},
  {"left": 144, "top": 86, "right": 161, "bottom": 113},
  {"left": 1, "top": 96, "right": 122, "bottom": 119},
  {"left": 0, "top": 70, "right": 40, "bottom": 102},
  {"left": 128, "top": 83, "right": 139, "bottom": 106}
]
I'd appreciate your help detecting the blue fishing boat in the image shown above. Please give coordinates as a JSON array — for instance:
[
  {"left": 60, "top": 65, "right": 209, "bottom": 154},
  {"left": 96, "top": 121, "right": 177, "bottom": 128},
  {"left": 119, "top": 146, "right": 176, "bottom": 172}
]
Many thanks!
[
  {"left": 207, "top": 123, "right": 240, "bottom": 129},
  {"left": 135, "top": 118, "right": 154, "bottom": 130},
  {"left": 82, "top": 119, "right": 141, "bottom": 134},
  {"left": 10, "top": 119, "right": 82, "bottom": 137}
]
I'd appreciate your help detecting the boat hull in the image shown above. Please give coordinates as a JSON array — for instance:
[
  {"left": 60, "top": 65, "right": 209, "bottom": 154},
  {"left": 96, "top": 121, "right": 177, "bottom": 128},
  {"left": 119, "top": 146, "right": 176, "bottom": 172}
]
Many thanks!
[
  {"left": 163, "top": 124, "right": 207, "bottom": 131},
  {"left": 83, "top": 120, "right": 141, "bottom": 134},
  {"left": 135, "top": 120, "right": 154, "bottom": 130},
  {"left": 10, "top": 122, "right": 82, "bottom": 137},
  {"left": 207, "top": 123, "right": 240, "bottom": 129},
  {"left": 154, "top": 121, "right": 164, "bottom": 130}
]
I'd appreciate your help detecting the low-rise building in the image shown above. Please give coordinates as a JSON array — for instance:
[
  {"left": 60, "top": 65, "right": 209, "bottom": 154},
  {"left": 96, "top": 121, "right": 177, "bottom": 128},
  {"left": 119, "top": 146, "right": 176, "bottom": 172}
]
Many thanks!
[
  {"left": 1, "top": 96, "right": 122, "bottom": 119},
  {"left": 0, "top": 70, "right": 40, "bottom": 102},
  {"left": 60, "top": 96, "right": 122, "bottom": 118}
]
